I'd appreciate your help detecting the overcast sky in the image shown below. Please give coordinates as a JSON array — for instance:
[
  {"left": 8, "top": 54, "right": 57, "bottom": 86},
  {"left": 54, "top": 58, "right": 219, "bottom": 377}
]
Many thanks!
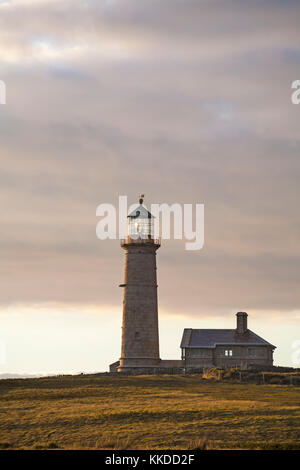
[{"left": 0, "top": 0, "right": 300, "bottom": 374}]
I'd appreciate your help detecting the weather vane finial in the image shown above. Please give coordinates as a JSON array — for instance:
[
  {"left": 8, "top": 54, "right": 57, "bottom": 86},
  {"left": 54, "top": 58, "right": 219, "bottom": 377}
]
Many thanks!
[{"left": 139, "top": 194, "right": 144, "bottom": 204}]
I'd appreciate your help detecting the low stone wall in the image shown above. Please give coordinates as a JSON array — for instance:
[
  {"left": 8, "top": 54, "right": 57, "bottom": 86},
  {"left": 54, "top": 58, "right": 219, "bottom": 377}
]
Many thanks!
[
  {"left": 159, "top": 360, "right": 183, "bottom": 368},
  {"left": 110, "top": 359, "right": 183, "bottom": 374},
  {"left": 121, "top": 368, "right": 184, "bottom": 375},
  {"left": 249, "top": 364, "right": 300, "bottom": 373},
  {"left": 109, "top": 361, "right": 120, "bottom": 372}
]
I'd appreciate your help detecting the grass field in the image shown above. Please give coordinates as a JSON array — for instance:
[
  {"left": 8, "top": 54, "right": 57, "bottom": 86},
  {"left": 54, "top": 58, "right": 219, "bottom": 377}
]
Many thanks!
[{"left": 0, "top": 374, "right": 299, "bottom": 449}]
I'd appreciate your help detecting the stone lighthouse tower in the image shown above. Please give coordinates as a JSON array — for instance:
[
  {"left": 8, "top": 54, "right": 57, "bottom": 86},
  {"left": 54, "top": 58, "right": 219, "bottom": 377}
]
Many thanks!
[{"left": 117, "top": 196, "right": 161, "bottom": 373}]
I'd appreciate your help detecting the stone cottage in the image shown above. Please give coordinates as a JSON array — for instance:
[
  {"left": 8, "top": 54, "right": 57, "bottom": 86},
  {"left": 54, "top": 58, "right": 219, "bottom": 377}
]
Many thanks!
[{"left": 180, "top": 312, "right": 276, "bottom": 370}]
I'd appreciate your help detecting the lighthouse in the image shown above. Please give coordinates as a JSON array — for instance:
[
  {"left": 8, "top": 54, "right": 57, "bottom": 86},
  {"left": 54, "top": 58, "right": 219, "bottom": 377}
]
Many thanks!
[
  {"left": 117, "top": 195, "right": 161, "bottom": 372},
  {"left": 109, "top": 196, "right": 183, "bottom": 373}
]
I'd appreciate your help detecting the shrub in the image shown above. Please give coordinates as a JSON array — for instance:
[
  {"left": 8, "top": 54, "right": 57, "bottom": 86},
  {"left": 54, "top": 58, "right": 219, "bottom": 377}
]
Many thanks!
[
  {"left": 187, "top": 438, "right": 212, "bottom": 450},
  {"left": 0, "top": 442, "right": 11, "bottom": 449},
  {"left": 223, "top": 369, "right": 239, "bottom": 380},
  {"left": 269, "top": 377, "right": 282, "bottom": 385},
  {"left": 47, "top": 442, "right": 59, "bottom": 449}
]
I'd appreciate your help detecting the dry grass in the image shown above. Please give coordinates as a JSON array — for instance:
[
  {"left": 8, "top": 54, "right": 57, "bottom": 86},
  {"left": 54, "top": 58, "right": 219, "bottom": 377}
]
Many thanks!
[{"left": 0, "top": 374, "right": 299, "bottom": 449}]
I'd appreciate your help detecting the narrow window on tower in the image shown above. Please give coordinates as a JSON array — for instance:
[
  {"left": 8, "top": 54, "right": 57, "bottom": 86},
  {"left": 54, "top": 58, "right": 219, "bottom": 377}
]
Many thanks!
[{"left": 135, "top": 331, "right": 141, "bottom": 340}]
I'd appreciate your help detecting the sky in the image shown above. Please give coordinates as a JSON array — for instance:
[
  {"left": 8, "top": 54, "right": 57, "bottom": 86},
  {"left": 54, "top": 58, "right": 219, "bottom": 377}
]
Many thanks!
[{"left": 0, "top": 0, "right": 300, "bottom": 375}]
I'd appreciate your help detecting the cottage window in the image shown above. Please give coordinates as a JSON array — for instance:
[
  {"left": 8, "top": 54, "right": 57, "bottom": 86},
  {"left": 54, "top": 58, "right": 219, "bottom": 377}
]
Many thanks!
[
  {"left": 224, "top": 349, "right": 233, "bottom": 356},
  {"left": 248, "top": 348, "right": 256, "bottom": 357}
]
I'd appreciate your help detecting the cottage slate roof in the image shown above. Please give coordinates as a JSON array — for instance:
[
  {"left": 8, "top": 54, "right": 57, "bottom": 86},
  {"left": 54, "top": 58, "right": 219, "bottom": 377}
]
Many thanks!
[{"left": 180, "top": 329, "right": 276, "bottom": 349}]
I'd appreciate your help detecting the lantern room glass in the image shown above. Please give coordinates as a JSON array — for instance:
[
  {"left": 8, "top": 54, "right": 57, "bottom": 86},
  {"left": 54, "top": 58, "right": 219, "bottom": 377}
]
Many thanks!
[{"left": 128, "top": 215, "right": 153, "bottom": 240}]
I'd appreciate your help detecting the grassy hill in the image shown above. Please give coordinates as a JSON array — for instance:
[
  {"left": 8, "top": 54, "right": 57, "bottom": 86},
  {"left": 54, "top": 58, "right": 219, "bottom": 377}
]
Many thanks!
[{"left": 0, "top": 374, "right": 299, "bottom": 450}]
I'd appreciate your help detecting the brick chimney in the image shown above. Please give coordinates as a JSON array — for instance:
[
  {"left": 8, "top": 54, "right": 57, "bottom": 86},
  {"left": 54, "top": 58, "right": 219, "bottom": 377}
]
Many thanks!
[{"left": 236, "top": 311, "right": 248, "bottom": 334}]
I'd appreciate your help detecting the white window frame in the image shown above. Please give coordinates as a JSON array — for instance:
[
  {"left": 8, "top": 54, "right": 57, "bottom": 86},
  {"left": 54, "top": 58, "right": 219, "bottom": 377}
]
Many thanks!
[{"left": 224, "top": 349, "right": 233, "bottom": 356}]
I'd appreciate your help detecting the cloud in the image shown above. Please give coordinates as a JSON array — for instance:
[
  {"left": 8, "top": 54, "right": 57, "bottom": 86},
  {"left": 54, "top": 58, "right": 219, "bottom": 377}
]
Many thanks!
[{"left": 0, "top": 0, "right": 300, "bottom": 319}]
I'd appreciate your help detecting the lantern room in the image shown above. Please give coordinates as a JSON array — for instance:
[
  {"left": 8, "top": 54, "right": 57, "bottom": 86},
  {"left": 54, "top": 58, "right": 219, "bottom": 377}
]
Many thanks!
[{"left": 127, "top": 195, "right": 154, "bottom": 240}]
